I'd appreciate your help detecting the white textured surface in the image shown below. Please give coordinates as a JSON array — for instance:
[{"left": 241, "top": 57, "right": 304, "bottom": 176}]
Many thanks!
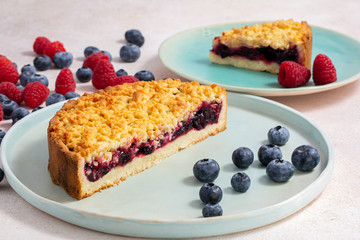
[{"left": 0, "top": 0, "right": 359, "bottom": 239}]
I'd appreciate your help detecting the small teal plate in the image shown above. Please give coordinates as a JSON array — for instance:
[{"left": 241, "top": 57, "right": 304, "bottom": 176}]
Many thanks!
[
  {"left": 159, "top": 22, "right": 360, "bottom": 96},
  {"left": 1, "top": 93, "right": 333, "bottom": 238}
]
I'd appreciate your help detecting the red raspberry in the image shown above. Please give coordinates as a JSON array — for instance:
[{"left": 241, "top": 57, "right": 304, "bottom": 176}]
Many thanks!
[
  {"left": 83, "top": 52, "right": 110, "bottom": 71},
  {"left": 43, "top": 41, "right": 66, "bottom": 60},
  {"left": 92, "top": 60, "right": 116, "bottom": 89},
  {"left": 313, "top": 54, "right": 337, "bottom": 85},
  {"left": 0, "top": 82, "right": 23, "bottom": 104},
  {"left": 112, "top": 75, "right": 139, "bottom": 86},
  {"left": 55, "top": 68, "right": 76, "bottom": 95},
  {"left": 23, "top": 82, "right": 50, "bottom": 108},
  {"left": 0, "top": 56, "right": 19, "bottom": 84},
  {"left": 278, "top": 61, "right": 311, "bottom": 88},
  {"left": 33, "top": 36, "right": 51, "bottom": 55}
]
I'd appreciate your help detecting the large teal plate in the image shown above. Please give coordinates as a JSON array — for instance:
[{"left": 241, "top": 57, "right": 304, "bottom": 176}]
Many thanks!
[
  {"left": 159, "top": 22, "right": 360, "bottom": 96},
  {"left": 1, "top": 93, "right": 333, "bottom": 238}
]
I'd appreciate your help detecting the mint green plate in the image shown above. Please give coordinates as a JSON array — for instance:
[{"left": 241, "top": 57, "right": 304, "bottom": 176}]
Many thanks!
[
  {"left": 159, "top": 22, "right": 360, "bottom": 96},
  {"left": 1, "top": 93, "right": 333, "bottom": 238}
]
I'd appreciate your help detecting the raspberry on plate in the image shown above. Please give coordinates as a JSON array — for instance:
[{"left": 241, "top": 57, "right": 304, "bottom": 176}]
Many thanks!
[
  {"left": 112, "top": 75, "right": 139, "bottom": 86},
  {"left": 83, "top": 52, "right": 110, "bottom": 71},
  {"left": 55, "top": 68, "right": 76, "bottom": 95},
  {"left": 313, "top": 54, "right": 337, "bottom": 85},
  {"left": 44, "top": 41, "right": 66, "bottom": 60},
  {"left": 0, "top": 82, "right": 23, "bottom": 104},
  {"left": 278, "top": 61, "right": 311, "bottom": 88},
  {"left": 33, "top": 36, "right": 51, "bottom": 55},
  {"left": 23, "top": 81, "right": 50, "bottom": 108},
  {"left": 0, "top": 56, "right": 20, "bottom": 84},
  {"left": 92, "top": 59, "right": 116, "bottom": 89}
]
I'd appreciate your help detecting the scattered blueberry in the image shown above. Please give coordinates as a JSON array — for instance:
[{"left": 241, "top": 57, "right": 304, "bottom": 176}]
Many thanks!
[
  {"left": 21, "top": 64, "right": 36, "bottom": 74},
  {"left": 125, "top": 29, "right": 145, "bottom": 47},
  {"left": 100, "top": 50, "right": 112, "bottom": 61},
  {"left": 16, "top": 84, "right": 25, "bottom": 92},
  {"left": 20, "top": 71, "right": 34, "bottom": 86},
  {"left": 202, "top": 203, "right": 223, "bottom": 217},
  {"left": 134, "top": 70, "right": 155, "bottom": 81},
  {"left": 266, "top": 159, "right": 295, "bottom": 182},
  {"left": 32, "top": 106, "right": 43, "bottom": 112},
  {"left": 232, "top": 147, "right": 254, "bottom": 168},
  {"left": 193, "top": 158, "right": 220, "bottom": 182},
  {"left": 11, "top": 107, "right": 30, "bottom": 125},
  {"left": 258, "top": 144, "right": 282, "bottom": 166},
  {"left": 33, "top": 55, "right": 52, "bottom": 71},
  {"left": 291, "top": 145, "right": 320, "bottom": 171},
  {"left": 231, "top": 172, "right": 251, "bottom": 193},
  {"left": 120, "top": 44, "right": 141, "bottom": 62},
  {"left": 1, "top": 100, "right": 19, "bottom": 119},
  {"left": 46, "top": 93, "right": 66, "bottom": 106},
  {"left": 116, "top": 69, "right": 128, "bottom": 77},
  {"left": 76, "top": 67, "right": 92, "bottom": 83},
  {"left": 268, "top": 126, "right": 290, "bottom": 146},
  {"left": 13, "top": 62, "right": 17, "bottom": 69},
  {"left": 0, "top": 94, "right": 9, "bottom": 103},
  {"left": 29, "top": 74, "right": 49, "bottom": 87},
  {"left": 199, "top": 183, "right": 223, "bottom": 204},
  {"left": 0, "top": 129, "right": 6, "bottom": 145},
  {"left": 65, "top": 91, "right": 80, "bottom": 99},
  {"left": 0, "top": 167, "right": 4, "bottom": 183},
  {"left": 53, "top": 52, "right": 73, "bottom": 69},
  {"left": 84, "top": 46, "right": 100, "bottom": 58}
]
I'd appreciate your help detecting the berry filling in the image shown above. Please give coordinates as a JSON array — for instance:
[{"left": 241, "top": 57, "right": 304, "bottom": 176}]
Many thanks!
[
  {"left": 211, "top": 42, "right": 298, "bottom": 64},
  {"left": 84, "top": 100, "right": 223, "bottom": 182}
]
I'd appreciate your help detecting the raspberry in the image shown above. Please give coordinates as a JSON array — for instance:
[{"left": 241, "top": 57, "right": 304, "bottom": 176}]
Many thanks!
[
  {"left": 55, "top": 68, "right": 76, "bottom": 95},
  {"left": 0, "top": 56, "right": 19, "bottom": 84},
  {"left": 43, "top": 41, "right": 66, "bottom": 60},
  {"left": 23, "top": 82, "right": 50, "bottom": 108},
  {"left": 0, "top": 82, "right": 23, "bottom": 104},
  {"left": 278, "top": 61, "right": 311, "bottom": 88},
  {"left": 92, "top": 60, "right": 116, "bottom": 89},
  {"left": 33, "top": 36, "right": 51, "bottom": 55},
  {"left": 112, "top": 75, "right": 139, "bottom": 86},
  {"left": 83, "top": 52, "right": 110, "bottom": 71},
  {"left": 313, "top": 54, "right": 337, "bottom": 85}
]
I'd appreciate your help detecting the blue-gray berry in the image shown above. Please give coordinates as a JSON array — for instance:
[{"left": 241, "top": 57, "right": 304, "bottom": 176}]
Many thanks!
[
  {"left": 199, "top": 183, "right": 223, "bottom": 204},
  {"left": 53, "top": 52, "right": 73, "bottom": 69},
  {"left": 33, "top": 55, "right": 52, "bottom": 71},
  {"left": 1, "top": 100, "right": 19, "bottom": 119},
  {"left": 193, "top": 158, "right": 220, "bottom": 182},
  {"left": 232, "top": 147, "right": 254, "bottom": 168},
  {"left": 0, "top": 129, "right": 6, "bottom": 145},
  {"left": 76, "top": 67, "right": 92, "bottom": 83},
  {"left": 134, "top": 70, "right": 155, "bottom": 81},
  {"left": 84, "top": 46, "right": 100, "bottom": 58},
  {"left": 11, "top": 107, "right": 30, "bottom": 125},
  {"left": 291, "top": 145, "right": 320, "bottom": 171},
  {"left": 125, "top": 29, "right": 145, "bottom": 47},
  {"left": 120, "top": 44, "right": 140, "bottom": 62},
  {"left": 258, "top": 144, "right": 282, "bottom": 166},
  {"left": 46, "top": 93, "right": 66, "bottom": 106},
  {"left": 65, "top": 92, "right": 80, "bottom": 99},
  {"left": 29, "top": 74, "right": 49, "bottom": 87},
  {"left": 266, "top": 159, "right": 295, "bottom": 182},
  {"left": 116, "top": 69, "right": 128, "bottom": 77},
  {"left": 231, "top": 172, "right": 251, "bottom": 192},
  {"left": 268, "top": 125, "right": 290, "bottom": 146},
  {"left": 202, "top": 203, "right": 223, "bottom": 217}
]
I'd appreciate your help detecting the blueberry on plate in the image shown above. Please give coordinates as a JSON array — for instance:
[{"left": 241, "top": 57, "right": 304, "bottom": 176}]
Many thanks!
[
  {"left": 266, "top": 159, "right": 295, "bottom": 182},
  {"left": 0, "top": 94, "right": 9, "bottom": 103},
  {"left": 100, "top": 50, "right": 112, "bottom": 61},
  {"left": 193, "top": 158, "right": 220, "bottom": 182},
  {"left": 134, "top": 70, "right": 155, "bottom": 81},
  {"left": 258, "top": 144, "right": 282, "bottom": 166},
  {"left": 1, "top": 100, "right": 19, "bottom": 119},
  {"left": 46, "top": 93, "right": 66, "bottom": 106},
  {"left": 11, "top": 107, "right": 30, "bottom": 125},
  {"left": 268, "top": 125, "right": 290, "bottom": 146},
  {"left": 0, "top": 167, "right": 4, "bottom": 183},
  {"left": 291, "top": 145, "right": 320, "bottom": 171},
  {"left": 232, "top": 147, "right": 254, "bottom": 168},
  {"left": 84, "top": 46, "right": 100, "bottom": 58},
  {"left": 53, "top": 52, "right": 73, "bottom": 69},
  {"left": 33, "top": 55, "right": 52, "bottom": 71},
  {"left": 125, "top": 29, "right": 145, "bottom": 47},
  {"left": 21, "top": 64, "right": 36, "bottom": 74},
  {"left": 202, "top": 203, "right": 223, "bottom": 218},
  {"left": 0, "top": 129, "right": 6, "bottom": 145},
  {"left": 76, "top": 67, "right": 93, "bottom": 83},
  {"left": 119, "top": 44, "right": 141, "bottom": 62},
  {"left": 29, "top": 74, "right": 49, "bottom": 87},
  {"left": 231, "top": 172, "right": 251, "bottom": 193},
  {"left": 116, "top": 69, "right": 128, "bottom": 77},
  {"left": 199, "top": 183, "right": 223, "bottom": 204},
  {"left": 65, "top": 91, "right": 80, "bottom": 99}
]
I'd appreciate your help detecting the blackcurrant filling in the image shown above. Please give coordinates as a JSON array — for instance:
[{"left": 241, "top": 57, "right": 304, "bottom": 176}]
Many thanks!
[
  {"left": 84, "top": 101, "right": 223, "bottom": 182},
  {"left": 211, "top": 42, "right": 298, "bottom": 64}
]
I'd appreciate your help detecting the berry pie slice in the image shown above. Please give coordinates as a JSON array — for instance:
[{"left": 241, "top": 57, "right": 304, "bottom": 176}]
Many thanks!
[
  {"left": 209, "top": 19, "right": 312, "bottom": 74},
  {"left": 48, "top": 78, "right": 227, "bottom": 199}
]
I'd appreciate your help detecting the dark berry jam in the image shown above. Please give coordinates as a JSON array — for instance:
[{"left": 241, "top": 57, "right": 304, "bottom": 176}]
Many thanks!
[
  {"left": 84, "top": 100, "right": 223, "bottom": 182},
  {"left": 211, "top": 43, "right": 298, "bottom": 64}
]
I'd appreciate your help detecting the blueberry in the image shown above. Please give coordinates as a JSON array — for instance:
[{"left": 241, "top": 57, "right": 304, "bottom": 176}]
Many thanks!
[
  {"left": 125, "top": 29, "right": 145, "bottom": 47},
  {"left": 116, "top": 69, "right": 128, "bottom": 77},
  {"left": 0, "top": 94, "right": 9, "bottom": 103},
  {"left": 232, "top": 147, "right": 254, "bottom": 168},
  {"left": 202, "top": 203, "right": 223, "bottom": 217},
  {"left": 291, "top": 145, "right": 320, "bottom": 171},
  {"left": 21, "top": 64, "right": 36, "bottom": 74},
  {"left": 199, "top": 183, "right": 223, "bottom": 204},
  {"left": 20, "top": 71, "right": 34, "bottom": 86},
  {"left": 84, "top": 46, "right": 100, "bottom": 58},
  {"left": 231, "top": 172, "right": 251, "bottom": 192},
  {"left": 65, "top": 91, "right": 80, "bottom": 99},
  {"left": 53, "top": 52, "right": 73, "bottom": 69},
  {"left": 134, "top": 70, "right": 155, "bottom": 81},
  {"left": 46, "top": 93, "right": 66, "bottom": 106},
  {"left": 76, "top": 67, "right": 93, "bottom": 83},
  {"left": 266, "top": 159, "right": 295, "bottom": 182},
  {"left": 16, "top": 84, "right": 25, "bottom": 92},
  {"left": 11, "top": 107, "right": 30, "bottom": 125},
  {"left": 0, "top": 129, "right": 6, "bottom": 145},
  {"left": 193, "top": 158, "right": 220, "bottom": 182},
  {"left": 0, "top": 167, "right": 4, "bottom": 183},
  {"left": 32, "top": 106, "right": 43, "bottom": 112},
  {"left": 100, "top": 50, "right": 112, "bottom": 61},
  {"left": 13, "top": 62, "right": 17, "bottom": 69},
  {"left": 1, "top": 100, "right": 19, "bottom": 119},
  {"left": 33, "top": 55, "right": 52, "bottom": 71},
  {"left": 29, "top": 74, "right": 49, "bottom": 87},
  {"left": 258, "top": 144, "right": 282, "bottom": 166},
  {"left": 268, "top": 125, "right": 290, "bottom": 146},
  {"left": 120, "top": 44, "right": 141, "bottom": 62}
]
